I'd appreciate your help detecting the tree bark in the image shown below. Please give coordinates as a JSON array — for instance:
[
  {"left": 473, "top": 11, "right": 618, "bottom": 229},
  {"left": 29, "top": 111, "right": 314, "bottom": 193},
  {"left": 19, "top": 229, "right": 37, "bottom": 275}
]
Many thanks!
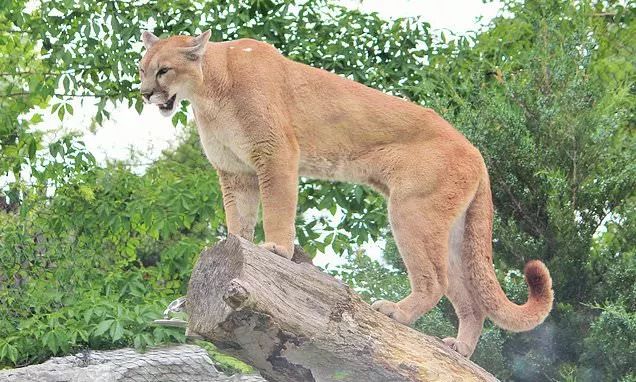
[
  {"left": 0, "top": 344, "right": 265, "bottom": 382},
  {"left": 186, "top": 235, "right": 498, "bottom": 382}
]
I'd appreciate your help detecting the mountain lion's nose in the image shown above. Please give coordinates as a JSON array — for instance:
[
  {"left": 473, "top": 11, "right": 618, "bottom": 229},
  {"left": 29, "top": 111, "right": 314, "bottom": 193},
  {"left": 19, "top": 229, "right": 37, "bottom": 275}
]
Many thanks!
[{"left": 141, "top": 90, "right": 154, "bottom": 101}]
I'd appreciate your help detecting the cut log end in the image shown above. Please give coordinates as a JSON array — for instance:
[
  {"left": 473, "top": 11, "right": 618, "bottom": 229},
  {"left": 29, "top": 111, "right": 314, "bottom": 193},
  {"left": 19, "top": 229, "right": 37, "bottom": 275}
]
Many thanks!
[{"left": 187, "top": 236, "right": 498, "bottom": 382}]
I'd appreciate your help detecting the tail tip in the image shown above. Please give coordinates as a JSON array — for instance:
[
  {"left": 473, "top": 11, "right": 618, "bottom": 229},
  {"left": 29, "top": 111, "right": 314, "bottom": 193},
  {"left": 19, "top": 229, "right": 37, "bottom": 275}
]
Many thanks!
[{"left": 524, "top": 260, "right": 553, "bottom": 299}]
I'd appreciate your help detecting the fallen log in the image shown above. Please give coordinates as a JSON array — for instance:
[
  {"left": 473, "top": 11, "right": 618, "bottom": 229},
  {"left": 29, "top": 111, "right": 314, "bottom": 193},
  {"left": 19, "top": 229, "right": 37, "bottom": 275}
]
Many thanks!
[
  {"left": 0, "top": 344, "right": 265, "bottom": 382},
  {"left": 186, "top": 235, "right": 498, "bottom": 382}
]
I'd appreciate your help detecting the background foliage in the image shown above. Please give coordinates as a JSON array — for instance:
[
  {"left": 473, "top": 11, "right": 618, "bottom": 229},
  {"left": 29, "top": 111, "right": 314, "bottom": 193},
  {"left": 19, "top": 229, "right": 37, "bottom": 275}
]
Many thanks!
[{"left": 1, "top": 0, "right": 634, "bottom": 380}]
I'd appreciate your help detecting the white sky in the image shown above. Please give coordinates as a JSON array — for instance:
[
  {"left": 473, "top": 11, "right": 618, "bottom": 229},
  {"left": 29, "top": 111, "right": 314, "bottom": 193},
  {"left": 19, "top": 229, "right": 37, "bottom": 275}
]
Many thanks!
[{"left": 34, "top": 0, "right": 503, "bottom": 267}]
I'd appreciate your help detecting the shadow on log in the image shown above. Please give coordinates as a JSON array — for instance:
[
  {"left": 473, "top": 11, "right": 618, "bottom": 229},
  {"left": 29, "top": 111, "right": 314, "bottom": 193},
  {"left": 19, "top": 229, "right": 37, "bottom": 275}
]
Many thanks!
[{"left": 186, "top": 235, "right": 498, "bottom": 382}]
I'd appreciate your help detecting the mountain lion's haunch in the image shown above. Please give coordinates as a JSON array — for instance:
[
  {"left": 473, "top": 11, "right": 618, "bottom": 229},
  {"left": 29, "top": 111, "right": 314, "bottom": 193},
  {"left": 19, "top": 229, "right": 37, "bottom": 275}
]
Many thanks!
[{"left": 138, "top": 31, "right": 554, "bottom": 358}]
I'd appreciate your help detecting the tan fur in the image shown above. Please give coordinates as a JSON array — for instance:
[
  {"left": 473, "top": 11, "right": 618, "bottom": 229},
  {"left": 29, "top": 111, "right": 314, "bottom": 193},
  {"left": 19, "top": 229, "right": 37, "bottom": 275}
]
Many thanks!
[{"left": 139, "top": 32, "right": 554, "bottom": 357}]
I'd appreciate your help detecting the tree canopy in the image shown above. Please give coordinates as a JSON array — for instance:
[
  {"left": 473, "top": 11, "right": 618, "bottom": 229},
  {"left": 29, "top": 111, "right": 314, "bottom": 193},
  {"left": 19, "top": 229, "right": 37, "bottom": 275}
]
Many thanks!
[{"left": 1, "top": 0, "right": 634, "bottom": 380}]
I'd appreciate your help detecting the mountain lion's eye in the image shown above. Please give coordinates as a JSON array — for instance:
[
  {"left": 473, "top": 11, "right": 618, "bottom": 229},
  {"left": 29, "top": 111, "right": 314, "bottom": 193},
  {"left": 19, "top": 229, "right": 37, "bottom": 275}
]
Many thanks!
[{"left": 157, "top": 67, "right": 170, "bottom": 77}]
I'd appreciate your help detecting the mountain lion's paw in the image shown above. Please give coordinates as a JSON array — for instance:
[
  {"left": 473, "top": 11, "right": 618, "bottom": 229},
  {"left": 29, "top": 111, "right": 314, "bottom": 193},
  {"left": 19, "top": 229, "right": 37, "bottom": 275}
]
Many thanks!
[
  {"left": 442, "top": 337, "right": 472, "bottom": 357},
  {"left": 259, "top": 242, "right": 292, "bottom": 259},
  {"left": 371, "top": 300, "right": 410, "bottom": 324}
]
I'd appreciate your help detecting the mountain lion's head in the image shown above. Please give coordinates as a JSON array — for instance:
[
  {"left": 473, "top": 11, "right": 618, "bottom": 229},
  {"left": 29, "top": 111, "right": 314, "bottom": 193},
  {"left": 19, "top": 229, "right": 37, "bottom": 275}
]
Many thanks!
[{"left": 139, "top": 30, "right": 211, "bottom": 117}]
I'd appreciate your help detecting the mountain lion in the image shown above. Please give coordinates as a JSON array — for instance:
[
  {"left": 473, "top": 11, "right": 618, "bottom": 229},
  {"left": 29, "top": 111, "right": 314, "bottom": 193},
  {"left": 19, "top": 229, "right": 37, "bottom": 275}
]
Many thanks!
[{"left": 139, "top": 30, "right": 553, "bottom": 357}]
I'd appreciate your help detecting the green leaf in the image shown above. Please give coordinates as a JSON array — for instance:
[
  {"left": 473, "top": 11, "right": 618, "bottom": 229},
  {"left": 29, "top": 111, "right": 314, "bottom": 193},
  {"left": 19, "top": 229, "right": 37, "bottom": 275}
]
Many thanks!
[
  {"left": 8, "top": 345, "right": 18, "bottom": 364},
  {"left": 42, "top": 331, "right": 58, "bottom": 353},
  {"left": 28, "top": 139, "right": 37, "bottom": 160},
  {"left": 0, "top": 343, "right": 19, "bottom": 364},
  {"left": 133, "top": 334, "right": 142, "bottom": 349},
  {"left": 30, "top": 113, "right": 44, "bottom": 124},
  {"left": 63, "top": 76, "right": 70, "bottom": 93},
  {"left": 142, "top": 333, "right": 155, "bottom": 347},
  {"left": 93, "top": 319, "right": 114, "bottom": 336},
  {"left": 110, "top": 321, "right": 124, "bottom": 342},
  {"left": 0, "top": 343, "right": 7, "bottom": 360}
]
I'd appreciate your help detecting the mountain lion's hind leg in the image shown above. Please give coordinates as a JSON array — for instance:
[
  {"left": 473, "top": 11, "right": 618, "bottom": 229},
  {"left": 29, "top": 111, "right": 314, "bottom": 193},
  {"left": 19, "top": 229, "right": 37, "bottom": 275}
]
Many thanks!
[
  {"left": 444, "top": 280, "right": 485, "bottom": 357},
  {"left": 443, "top": 200, "right": 486, "bottom": 357},
  {"left": 372, "top": 190, "right": 455, "bottom": 325}
]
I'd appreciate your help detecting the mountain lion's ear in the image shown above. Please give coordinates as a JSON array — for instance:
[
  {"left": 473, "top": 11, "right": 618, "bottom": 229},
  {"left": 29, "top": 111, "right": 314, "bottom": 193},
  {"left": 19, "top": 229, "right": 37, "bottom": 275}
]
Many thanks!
[
  {"left": 142, "top": 31, "right": 160, "bottom": 49},
  {"left": 182, "top": 30, "right": 211, "bottom": 61}
]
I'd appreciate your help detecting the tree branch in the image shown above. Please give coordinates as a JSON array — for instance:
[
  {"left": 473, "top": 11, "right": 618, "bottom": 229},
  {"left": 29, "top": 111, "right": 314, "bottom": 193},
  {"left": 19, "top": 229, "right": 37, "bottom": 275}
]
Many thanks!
[{"left": 496, "top": 178, "right": 545, "bottom": 239}]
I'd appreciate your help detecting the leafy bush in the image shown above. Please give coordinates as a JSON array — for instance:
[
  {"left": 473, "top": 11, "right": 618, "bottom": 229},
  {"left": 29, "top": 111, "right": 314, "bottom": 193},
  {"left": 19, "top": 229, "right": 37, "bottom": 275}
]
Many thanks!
[
  {"left": 0, "top": 131, "right": 222, "bottom": 367},
  {"left": 582, "top": 305, "right": 636, "bottom": 380}
]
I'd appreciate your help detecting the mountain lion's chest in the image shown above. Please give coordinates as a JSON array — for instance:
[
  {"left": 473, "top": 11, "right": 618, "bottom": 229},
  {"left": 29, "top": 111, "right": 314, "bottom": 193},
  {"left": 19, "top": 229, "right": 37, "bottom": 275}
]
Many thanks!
[{"left": 193, "top": 107, "right": 254, "bottom": 174}]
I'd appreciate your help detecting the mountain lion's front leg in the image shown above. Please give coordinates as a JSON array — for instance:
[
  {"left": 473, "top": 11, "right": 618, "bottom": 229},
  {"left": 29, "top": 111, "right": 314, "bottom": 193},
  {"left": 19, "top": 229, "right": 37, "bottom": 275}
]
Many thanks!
[
  {"left": 253, "top": 144, "right": 299, "bottom": 259},
  {"left": 217, "top": 170, "right": 260, "bottom": 241}
]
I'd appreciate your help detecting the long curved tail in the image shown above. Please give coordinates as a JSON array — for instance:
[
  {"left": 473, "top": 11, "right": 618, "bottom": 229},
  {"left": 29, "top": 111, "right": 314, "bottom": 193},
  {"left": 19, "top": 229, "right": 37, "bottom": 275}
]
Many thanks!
[{"left": 463, "top": 173, "right": 554, "bottom": 332}]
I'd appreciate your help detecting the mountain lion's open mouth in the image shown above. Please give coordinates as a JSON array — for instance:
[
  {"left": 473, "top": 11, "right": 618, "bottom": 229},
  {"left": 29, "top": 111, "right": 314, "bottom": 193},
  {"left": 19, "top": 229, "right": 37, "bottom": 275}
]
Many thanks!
[{"left": 158, "top": 94, "right": 177, "bottom": 111}]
